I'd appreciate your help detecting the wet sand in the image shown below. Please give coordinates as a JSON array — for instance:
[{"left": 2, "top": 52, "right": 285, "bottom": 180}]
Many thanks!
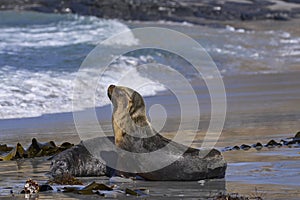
[{"left": 0, "top": 71, "right": 299, "bottom": 199}]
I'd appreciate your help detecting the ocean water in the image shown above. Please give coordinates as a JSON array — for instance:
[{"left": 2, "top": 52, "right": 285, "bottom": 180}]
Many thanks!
[
  {"left": 0, "top": 11, "right": 300, "bottom": 199},
  {"left": 0, "top": 11, "right": 299, "bottom": 119}
]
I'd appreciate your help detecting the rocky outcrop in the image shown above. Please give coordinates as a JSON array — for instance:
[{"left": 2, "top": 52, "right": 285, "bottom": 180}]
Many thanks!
[
  {"left": 222, "top": 131, "right": 300, "bottom": 152},
  {"left": 0, "top": 0, "right": 300, "bottom": 24}
]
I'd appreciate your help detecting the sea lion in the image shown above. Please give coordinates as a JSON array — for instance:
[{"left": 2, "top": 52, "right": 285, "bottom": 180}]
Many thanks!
[
  {"left": 107, "top": 85, "right": 226, "bottom": 180},
  {"left": 50, "top": 85, "right": 227, "bottom": 180}
]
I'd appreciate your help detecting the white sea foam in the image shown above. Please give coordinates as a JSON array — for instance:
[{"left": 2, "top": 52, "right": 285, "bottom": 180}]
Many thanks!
[
  {"left": 0, "top": 14, "right": 138, "bottom": 53},
  {"left": 225, "top": 25, "right": 246, "bottom": 33},
  {"left": 0, "top": 12, "right": 163, "bottom": 119},
  {"left": 1, "top": 11, "right": 300, "bottom": 119},
  {"left": 0, "top": 56, "right": 165, "bottom": 119}
]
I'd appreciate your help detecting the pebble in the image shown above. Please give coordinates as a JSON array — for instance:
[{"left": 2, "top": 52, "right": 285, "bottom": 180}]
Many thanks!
[
  {"left": 252, "top": 142, "right": 263, "bottom": 150},
  {"left": 266, "top": 140, "right": 281, "bottom": 148},
  {"left": 240, "top": 144, "right": 251, "bottom": 150}
]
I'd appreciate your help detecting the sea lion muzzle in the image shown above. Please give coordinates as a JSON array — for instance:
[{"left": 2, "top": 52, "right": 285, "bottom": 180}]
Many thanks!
[{"left": 107, "top": 85, "right": 115, "bottom": 100}]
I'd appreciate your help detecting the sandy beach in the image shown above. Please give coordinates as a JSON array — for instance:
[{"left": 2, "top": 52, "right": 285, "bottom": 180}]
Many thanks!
[
  {"left": 0, "top": 6, "right": 299, "bottom": 199},
  {"left": 0, "top": 71, "right": 299, "bottom": 199}
]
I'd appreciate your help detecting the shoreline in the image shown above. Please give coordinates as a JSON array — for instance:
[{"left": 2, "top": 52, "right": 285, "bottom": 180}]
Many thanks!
[
  {"left": 1, "top": 71, "right": 299, "bottom": 146},
  {"left": 0, "top": 0, "right": 300, "bottom": 25}
]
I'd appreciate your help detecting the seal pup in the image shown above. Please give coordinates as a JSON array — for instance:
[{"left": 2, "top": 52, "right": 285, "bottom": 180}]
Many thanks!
[
  {"left": 108, "top": 85, "right": 226, "bottom": 181},
  {"left": 50, "top": 137, "right": 116, "bottom": 177}
]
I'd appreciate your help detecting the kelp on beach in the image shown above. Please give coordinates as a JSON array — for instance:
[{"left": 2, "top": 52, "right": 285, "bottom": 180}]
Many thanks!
[{"left": 0, "top": 138, "right": 74, "bottom": 161}]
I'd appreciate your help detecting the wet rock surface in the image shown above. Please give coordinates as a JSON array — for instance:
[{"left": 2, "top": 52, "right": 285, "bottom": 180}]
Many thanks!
[
  {"left": 0, "top": 0, "right": 300, "bottom": 24},
  {"left": 222, "top": 131, "right": 300, "bottom": 152},
  {"left": 252, "top": 142, "right": 263, "bottom": 150}
]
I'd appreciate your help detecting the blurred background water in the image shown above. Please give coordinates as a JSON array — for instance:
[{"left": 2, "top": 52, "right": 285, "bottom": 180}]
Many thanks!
[{"left": 0, "top": 11, "right": 299, "bottom": 119}]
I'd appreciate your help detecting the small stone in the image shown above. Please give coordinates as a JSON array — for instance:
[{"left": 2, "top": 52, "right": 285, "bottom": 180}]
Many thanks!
[
  {"left": 252, "top": 142, "right": 263, "bottom": 150},
  {"left": 240, "top": 144, "right": 251, "bottom": 150},
  {"left": 15, "top": 143, "right": 26, "bottom": 158},
  {"left": 60, "top": 142, "right": 74, "bottom": 149},
  {"left": 223, "top": 146, "right": 232, "bottom": 151},
  {"left": 125, "top": 188, "right": 139, "bottom": 196},
  {"left": 39, "top": 184, "right": 53, "bottom": 192},
  {"left": 281, "top": 139, "right": 295, "bottom": 146},
  {"left": 266, "top": 140, "right": 281, "bottom": 147},
  {"left": 125, "top": 188, "right": 148, "bottom": 196},
  {"left": 0, "top": 144, "right": 13, "bottom": 152},
  {"left": 293, "top": 132, "right": 300, "bottom": 143},
  {"left": 77, "top": 182, "right": 113, "bottom": 195},
  {"left": 232, "top": 146, "right": 240, "bottom": 150}
]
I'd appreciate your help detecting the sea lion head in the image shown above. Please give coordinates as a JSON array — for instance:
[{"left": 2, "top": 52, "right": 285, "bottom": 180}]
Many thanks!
[
  {"left": 108, "top": 85, "right": 152, "bottom": 146},
  {"left": 108, "top": 85, "right": 148, "bottom": 127}
]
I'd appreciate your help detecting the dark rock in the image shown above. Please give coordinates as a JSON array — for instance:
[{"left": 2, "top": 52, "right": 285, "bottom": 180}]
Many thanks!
[
  {"left": 76, "top": 182, "right": 113, "bottom": 195},
  {"left": 280, "top": 138, "right": 295, "bottom": 146},
  {"left": 0, "top": 144, "right": 13, "bottom": 152},
  {"left": 232, "top": 146, "right": 240, "bottom": 150},
  {"left": 60, "top": 142, "right": 74, "bottom": 150},
  {"left": 14, "top": 143, "right": 26, "bottom": 158},
  {"left": 0, "top": 143, "right": 27, "bottom": 161},
  {"left": 125, "top": 188, "right": 147, "bottom": 196},
  {"left": 266, "top": 139, "right": 282, "bottom": 147},
  {"left": 26, "top": 138, "right": 42, "bottom": 158},
  {"left": 223, "top": 146, "right": 233, "bottom": 151},
  {"left": 252, "top": 142, "right": 263, "bottom": 150},
  {"left": 39, "top": 184, "right": 53, "bottom": 192},
  {"left": 0, "top": 148, "right": 16, "bottom": 161},
  {"left": 294, "top": 131, "right": 300, "bottom": 139},
  {"left": 273, "top": 12, "right": 290, "bottom": 20},
  {"left": 0, "top": 0, "right": 299, "bottom": 24},
  {"left": 27, "top": 138, "right": 61, "bottom": 157},
  {"left": 240, "top": 144, "right": 251, "bottom": 150},
  {"left": 285, "top": 132, "right": 300, "bottom": 146}
]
